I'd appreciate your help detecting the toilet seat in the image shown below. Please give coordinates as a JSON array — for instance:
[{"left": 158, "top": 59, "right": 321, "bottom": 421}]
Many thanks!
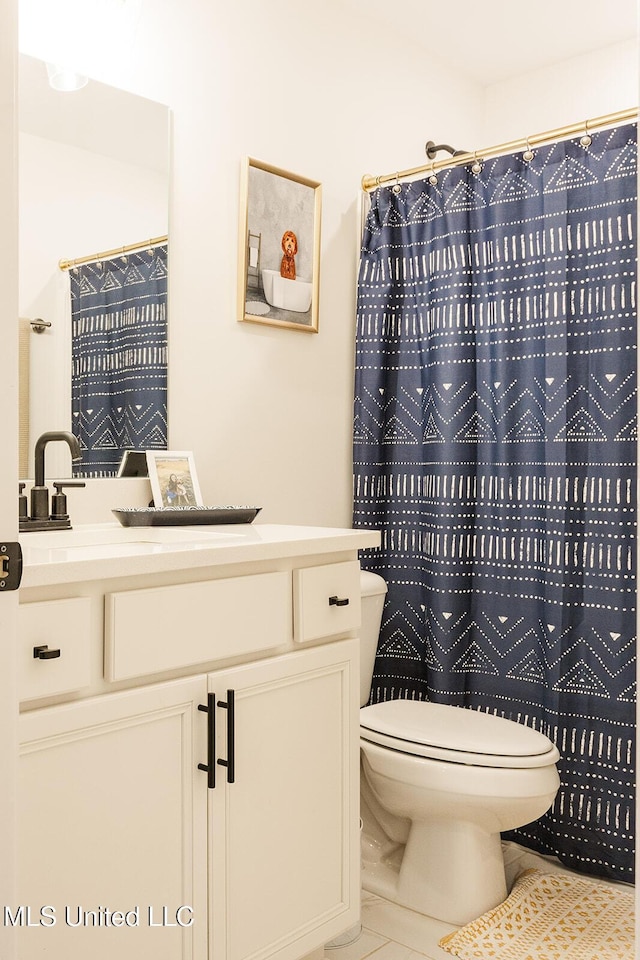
[{"left": 360, "top": 700, "right": 560, "bottom": 769}]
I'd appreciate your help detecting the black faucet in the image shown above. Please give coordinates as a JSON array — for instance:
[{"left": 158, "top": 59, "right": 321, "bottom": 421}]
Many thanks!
[{"left": 21, "top": 431, "right": 85, "bottom": 531}]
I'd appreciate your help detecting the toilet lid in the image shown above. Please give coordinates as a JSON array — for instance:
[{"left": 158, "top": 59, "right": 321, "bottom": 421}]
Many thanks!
[{"left": 360, "top": 701, "right": 559, "bottom": 768}]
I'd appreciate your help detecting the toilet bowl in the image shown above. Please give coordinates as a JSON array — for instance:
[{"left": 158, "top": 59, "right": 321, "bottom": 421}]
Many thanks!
[{"left": 358, "top": 572, "right": 560, "bottom": 926}]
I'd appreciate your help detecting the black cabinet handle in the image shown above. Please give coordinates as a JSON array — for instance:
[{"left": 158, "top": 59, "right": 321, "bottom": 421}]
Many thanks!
[
  {"left": 328, "top": 596, "right": 350, "bottom": 607},
  {"left": 33, "top": 645, "right": 61, "bottom": 660},
  {"left": 217, "top": 690, "right": 235, "bottom": 784},
  {"left": 197, "top": 693, "right": 216, "bottom": 789}
]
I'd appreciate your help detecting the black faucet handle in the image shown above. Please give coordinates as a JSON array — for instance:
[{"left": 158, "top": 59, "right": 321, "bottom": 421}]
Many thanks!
[{"left": 51, "top": 481, "right": 86, "bottom": 521}]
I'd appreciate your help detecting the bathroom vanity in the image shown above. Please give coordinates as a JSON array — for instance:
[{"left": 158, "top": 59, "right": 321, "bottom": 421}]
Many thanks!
[{"left": 16, "top": 522, "right": 379, "bottom": 960}]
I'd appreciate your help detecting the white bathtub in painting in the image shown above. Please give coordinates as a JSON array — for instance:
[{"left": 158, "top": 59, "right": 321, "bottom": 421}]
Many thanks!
[{"left": 262, "top": 268, "right": 312, "bottom": 313}]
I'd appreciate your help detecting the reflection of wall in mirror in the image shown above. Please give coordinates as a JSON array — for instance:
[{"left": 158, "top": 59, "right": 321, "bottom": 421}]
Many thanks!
[{"left": 18, "top": 59, "right": 169, "bottom": 480}]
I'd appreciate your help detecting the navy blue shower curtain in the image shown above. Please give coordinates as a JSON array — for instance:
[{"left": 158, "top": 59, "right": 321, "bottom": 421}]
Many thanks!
[
  {"left": 353, "top": 124, "right": 636, "bottom": 882},
  {"left": 71, "top": 244, "right": 168, "bottom": 476}
]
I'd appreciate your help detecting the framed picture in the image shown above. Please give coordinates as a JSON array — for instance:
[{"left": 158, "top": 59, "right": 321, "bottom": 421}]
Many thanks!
[
  {"left": 238, "top": 157, "right": 322, "bottom": 333},
  {"left": 146, "top": 451, "right": 203, "bottom": 508}
]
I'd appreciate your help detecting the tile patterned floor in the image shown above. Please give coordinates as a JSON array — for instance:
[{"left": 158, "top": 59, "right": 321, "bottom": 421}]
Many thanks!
[
  {"left": 324, "top": 889, "right": 459, "bottom": 960},
  {"left": 323, "top": 843, "right": 631, "bottom": 960}
]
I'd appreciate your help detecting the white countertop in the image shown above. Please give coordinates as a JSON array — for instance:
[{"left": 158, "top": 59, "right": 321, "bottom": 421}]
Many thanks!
[{"left": 19, "top": 522, "right": 381, "bottom": 588}]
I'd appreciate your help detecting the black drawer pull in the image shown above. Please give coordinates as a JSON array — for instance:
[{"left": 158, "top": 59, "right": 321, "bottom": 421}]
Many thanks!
[
  {"left": 328, "top": 596, "right": 349, "bottom": 607},
  {"left": 197, "top": 693, "right": 216, "bottom": 789},
  {"left": 33, "top": 645, "right": 61, "bottom": 660},
  {"left": 217, "top": 690, "right": 235, "bottom": 784}
]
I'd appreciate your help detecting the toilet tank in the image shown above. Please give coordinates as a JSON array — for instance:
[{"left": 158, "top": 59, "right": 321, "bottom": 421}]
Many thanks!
[{"left": 359, "top": 571, "right": 387, "bottom": 707}]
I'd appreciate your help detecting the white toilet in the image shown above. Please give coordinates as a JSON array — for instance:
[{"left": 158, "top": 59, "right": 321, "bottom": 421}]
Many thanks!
[{"left": 358, "top": 571, "right": 560, "bottom": 926}]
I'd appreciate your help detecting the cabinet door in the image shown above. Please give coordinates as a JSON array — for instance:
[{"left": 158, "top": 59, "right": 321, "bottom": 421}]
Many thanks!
[
  {"left": 17, "top": 677, "right": 208, "bottom": 960},
  {"left": 208, "top": 638, "right": 360, "bottom": 960}
]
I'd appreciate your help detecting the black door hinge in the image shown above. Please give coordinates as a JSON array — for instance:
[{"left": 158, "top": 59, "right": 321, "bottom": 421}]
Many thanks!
[{"left": 0, "top": 542, "right": 22, "bottom": 592}]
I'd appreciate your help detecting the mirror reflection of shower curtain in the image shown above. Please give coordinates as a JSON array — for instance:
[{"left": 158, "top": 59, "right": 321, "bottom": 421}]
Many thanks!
[
  {"left": 353, "top": 124, "right": 637, "bottom": 883},
  {"left": 70, "top": 244, "right": 168, "bottom": 477}
]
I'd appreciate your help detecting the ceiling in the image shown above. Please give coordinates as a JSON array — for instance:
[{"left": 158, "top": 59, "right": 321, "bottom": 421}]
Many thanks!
[{"left": 339, "top": 0, "right": 638, "bottom": 84}]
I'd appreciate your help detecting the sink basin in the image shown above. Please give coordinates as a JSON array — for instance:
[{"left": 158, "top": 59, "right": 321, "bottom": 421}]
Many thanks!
[
  {"left": 21, "top": 526, "right": 234, "bottom": 548},
  {"left": 19, "top": 525, "right": 243, "bottom": 564}
]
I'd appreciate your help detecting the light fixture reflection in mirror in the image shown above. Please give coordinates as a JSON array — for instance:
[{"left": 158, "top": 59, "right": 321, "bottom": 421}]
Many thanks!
[
  {"left": 18, "top": 52, "right": 170, "bottom": 480},
  {"left": 45, "top": 62, "right": 88, "bottom": 92},
  {"left": 19, "top": 0, "right": 143, "bottom": 87}
]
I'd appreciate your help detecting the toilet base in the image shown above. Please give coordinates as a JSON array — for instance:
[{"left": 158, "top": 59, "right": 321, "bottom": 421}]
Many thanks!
[{"left": 362, "top": 818, "right": 508, "bottom": 926}]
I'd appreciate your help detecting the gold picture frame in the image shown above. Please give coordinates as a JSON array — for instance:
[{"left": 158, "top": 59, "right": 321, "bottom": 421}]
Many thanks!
[{"left": 238, "top": 158, "right": 322, "bottom": 333}]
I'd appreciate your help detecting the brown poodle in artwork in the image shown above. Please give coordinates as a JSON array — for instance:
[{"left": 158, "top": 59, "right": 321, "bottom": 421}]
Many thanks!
[{"left": 280, "top": 230, "right": 298, "bottom": 280}]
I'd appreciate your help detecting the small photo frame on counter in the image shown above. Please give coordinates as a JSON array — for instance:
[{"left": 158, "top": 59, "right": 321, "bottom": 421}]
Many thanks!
[{"left": 146, "top": 451, "right": 202, "bottom": 508}]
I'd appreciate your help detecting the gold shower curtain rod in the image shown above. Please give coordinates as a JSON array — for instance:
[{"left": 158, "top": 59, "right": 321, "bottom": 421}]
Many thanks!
[
  {"left": 361, "top": 106, "right": 638, "bottom": 192},
  {"left": 58, "top": 234, "right": 168, "bottom": 271}
]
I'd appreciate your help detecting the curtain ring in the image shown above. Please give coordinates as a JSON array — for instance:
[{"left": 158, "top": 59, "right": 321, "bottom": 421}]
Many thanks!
[
  {"left": 580, "top": 120, "right": 592, "bottom": 148},
  {"left": 523, "top": 137, "right": 534, "bottom": 162},
  {"left": 428, "top": 161, "right": 438, "bottom": 186},
  {"left": 391, "top": 172, "right": 402, "bottom": 195},
  {"left": 471, "top": 151, "right": 483, "bottom": 175}
]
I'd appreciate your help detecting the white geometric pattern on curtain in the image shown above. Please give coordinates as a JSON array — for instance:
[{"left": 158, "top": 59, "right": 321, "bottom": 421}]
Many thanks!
[{"left": 71, "top": 244, "right": 168, "bottom": 477}]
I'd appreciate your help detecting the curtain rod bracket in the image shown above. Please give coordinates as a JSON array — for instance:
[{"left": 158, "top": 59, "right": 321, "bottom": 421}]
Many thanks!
[{"left": 425, "top": 140, "right": 468, "bottom": 160}]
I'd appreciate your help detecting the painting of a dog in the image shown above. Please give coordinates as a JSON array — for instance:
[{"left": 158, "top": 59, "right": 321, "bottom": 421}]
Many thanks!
[
  {"left": 240, "top": 158, "right": 321, "bottom": 332},
  {"left": 280, "top": 230, "right": 298, "bottom": 280}
]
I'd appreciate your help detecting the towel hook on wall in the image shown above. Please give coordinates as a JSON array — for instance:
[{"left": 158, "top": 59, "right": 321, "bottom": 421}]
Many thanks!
[{"left": 30, "top": 318, "right": 52, "bottom": 335}]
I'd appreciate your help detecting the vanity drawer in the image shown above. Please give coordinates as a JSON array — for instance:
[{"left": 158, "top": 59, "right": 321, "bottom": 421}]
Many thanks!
[
  {"left": 105, "top": 570, "right": 291, "bottom": 681},
  {"left": 19, "top": 597, "right": 92, "bottom": 701},
  {"left": 293, "top": 560, "right": 361, "bottom": 643}
]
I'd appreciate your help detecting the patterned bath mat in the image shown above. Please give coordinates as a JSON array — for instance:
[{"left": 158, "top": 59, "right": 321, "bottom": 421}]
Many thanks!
[{"left": 439, "top": 869, "right": 634, "bottom": 959}]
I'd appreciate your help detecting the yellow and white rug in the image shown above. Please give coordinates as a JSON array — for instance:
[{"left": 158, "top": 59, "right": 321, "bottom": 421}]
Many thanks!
[{"left": 439, "top": 869, "right": 634, "bottom": 960}]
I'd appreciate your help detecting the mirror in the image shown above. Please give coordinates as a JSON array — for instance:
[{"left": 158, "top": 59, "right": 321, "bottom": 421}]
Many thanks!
[{"left": 18, "top": 53, "right": 170, "bottom": 479}]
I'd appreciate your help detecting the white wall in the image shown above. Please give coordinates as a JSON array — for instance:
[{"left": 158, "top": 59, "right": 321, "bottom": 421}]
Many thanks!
[
  {"left": 0, "top": 1, "right": 18, "bottom": 954},
  {"left": 154, "top": 2, "right": 488, "bottom": 526},
  {"left": 482, "top": 39, "right": 638, "bottom": 144},
  {"left": 17, "top": 2, "right": 638, "bottom": 529}
]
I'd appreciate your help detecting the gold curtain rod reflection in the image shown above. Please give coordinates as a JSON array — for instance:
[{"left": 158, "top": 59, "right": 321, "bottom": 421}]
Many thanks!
[
  {"left": 59, "top": 235, "right": 168, "bottom": 271},
  {"left": 361, "top": 106, "right": 638, "bottom": 192}
]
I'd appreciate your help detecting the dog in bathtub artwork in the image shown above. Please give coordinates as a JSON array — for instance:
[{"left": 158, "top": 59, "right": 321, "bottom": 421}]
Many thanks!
[
  {"left": 260, "top": 228, "right": 313, "bottom": 315},
  {"left": 240, "top": 158, "right": 321, "bottom": 332}
]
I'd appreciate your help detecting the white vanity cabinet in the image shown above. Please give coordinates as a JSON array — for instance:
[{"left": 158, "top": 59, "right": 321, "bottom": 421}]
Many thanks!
[
  {"left": 16, "top": 524, "right": 379, "bottom": 960},
  {"left": 208, "top": 639, "right": 359, "bottom": 960},
  {"left": 18, "top": 676, "right": 208, "bottom": 960}
]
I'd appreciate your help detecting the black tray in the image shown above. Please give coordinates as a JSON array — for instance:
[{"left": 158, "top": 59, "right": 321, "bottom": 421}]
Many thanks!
[{"left": 113, "top": 506, "right": 261, "bottom": 527}]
